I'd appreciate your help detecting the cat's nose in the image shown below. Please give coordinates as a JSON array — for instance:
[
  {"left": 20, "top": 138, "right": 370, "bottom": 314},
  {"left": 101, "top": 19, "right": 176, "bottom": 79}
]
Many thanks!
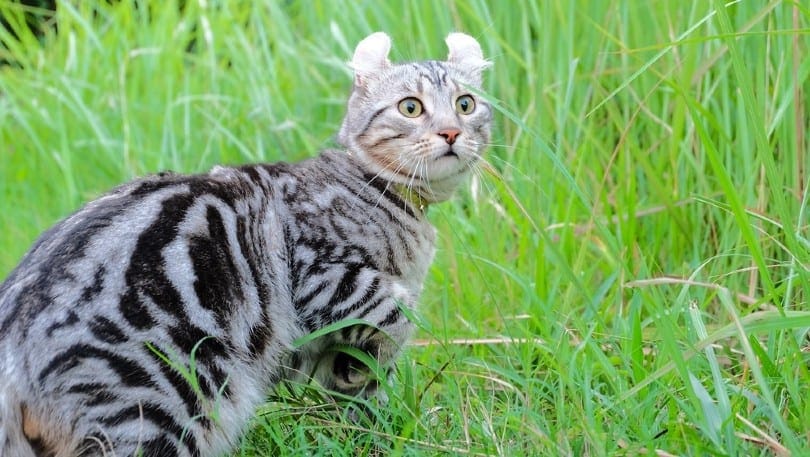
[{"left": 438, "top": 129, "right": 461, "bottom": 145}]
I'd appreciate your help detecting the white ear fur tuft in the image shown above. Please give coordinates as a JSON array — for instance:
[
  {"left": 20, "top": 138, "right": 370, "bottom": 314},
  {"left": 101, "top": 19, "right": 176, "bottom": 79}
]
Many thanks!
[
  {"left": 350, "top": 32, "right": 392, "bottom": 86},
  {"left": 445, "top": 32, "right": 491, "bottom": 80}
]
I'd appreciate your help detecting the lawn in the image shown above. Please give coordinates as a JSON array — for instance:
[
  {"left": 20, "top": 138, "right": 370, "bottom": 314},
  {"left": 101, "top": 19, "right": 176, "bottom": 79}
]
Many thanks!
[{"left": 1, "top": 0, "right": 809, "bottom": 455}]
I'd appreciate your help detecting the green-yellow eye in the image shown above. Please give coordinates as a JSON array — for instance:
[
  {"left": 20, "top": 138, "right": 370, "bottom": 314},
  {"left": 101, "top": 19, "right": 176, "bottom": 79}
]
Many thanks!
[
  {"left": 455, "top": 95, "right": 475, "bottom": 114},
  {"left": 398, "top": 98, "right": 423, "bottom": 117}
]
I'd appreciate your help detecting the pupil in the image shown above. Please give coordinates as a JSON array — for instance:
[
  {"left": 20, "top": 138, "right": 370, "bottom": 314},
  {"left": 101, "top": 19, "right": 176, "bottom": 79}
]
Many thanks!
[
  {"left": 408, "top": 103, "right": 415, "bottom": 113},
  {"left": 461, "top": 100, "right": 468, "bottom": 110}
]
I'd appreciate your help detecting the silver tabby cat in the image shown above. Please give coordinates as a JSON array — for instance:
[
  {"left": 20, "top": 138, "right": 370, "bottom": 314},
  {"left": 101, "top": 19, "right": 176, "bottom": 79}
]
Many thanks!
[{"left": 0, "top": 32, "right": 491, "bottom": 456}]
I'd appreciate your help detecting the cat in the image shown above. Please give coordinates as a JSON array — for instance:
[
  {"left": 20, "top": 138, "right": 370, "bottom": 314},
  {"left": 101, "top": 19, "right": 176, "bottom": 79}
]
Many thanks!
[{"left": 0, "top": 31, "right": 491, "bottom": 457}]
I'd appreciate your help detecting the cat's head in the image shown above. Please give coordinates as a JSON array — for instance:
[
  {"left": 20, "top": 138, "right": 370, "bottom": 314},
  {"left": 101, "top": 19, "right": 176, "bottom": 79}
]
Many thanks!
[{"left": 338, "top": 32, "right": 492, "bottom": 203}]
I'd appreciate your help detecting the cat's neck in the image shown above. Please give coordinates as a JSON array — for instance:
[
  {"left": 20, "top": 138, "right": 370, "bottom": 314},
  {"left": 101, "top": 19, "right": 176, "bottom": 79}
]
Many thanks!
[{"left": 392, "top": 183, "right": 430, "bottom": 213}]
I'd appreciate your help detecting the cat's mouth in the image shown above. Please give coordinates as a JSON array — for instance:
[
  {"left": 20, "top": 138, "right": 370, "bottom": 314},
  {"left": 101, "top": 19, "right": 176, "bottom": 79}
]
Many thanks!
[{"left": 441, "top": 146, "right": 458, "bottom": 158}]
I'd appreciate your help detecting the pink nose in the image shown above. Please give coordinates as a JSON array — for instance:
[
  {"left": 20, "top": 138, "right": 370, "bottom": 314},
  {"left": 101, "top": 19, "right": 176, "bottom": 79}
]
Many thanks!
[{"left": 438, "top": 129, "right": 461, "bottom": 145}]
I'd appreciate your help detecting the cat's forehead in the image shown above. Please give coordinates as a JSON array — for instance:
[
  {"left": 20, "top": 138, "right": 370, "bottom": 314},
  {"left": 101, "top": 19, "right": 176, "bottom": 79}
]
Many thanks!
[{"left": 386, "top": 60, "right": 476, "bottom": 93}]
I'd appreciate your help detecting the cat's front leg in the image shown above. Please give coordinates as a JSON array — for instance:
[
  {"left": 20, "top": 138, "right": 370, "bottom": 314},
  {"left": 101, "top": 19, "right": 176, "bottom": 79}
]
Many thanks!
[
  {"left": 317, "top": 347, "right": 391, "bottom": 405},
  {"left": 282, "top": 326, "right": 404, "bottom": 412},
  {"left": 316, "top": 289, "right": 417, "bottom": 413},
  {"left": 318, "top": 324, "right": 410, "bottom": 399}
]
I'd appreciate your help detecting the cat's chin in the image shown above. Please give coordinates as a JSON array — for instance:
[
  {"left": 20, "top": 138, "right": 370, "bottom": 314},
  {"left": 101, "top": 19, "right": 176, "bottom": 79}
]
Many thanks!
[{"left": 414, "top": 174, "right": 470, "bottom": 203}]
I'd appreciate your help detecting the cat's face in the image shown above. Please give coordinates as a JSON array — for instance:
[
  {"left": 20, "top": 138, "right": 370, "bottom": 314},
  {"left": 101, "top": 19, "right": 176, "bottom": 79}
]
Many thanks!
[{"left": 338, "top": 32, "right": 492, "bottom": 203}]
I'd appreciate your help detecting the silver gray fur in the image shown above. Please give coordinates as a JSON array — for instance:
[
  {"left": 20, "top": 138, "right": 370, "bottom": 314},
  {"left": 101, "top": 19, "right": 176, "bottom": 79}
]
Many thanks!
[{"left": 0, "top": 32, "right": 491, "bottom": 457}]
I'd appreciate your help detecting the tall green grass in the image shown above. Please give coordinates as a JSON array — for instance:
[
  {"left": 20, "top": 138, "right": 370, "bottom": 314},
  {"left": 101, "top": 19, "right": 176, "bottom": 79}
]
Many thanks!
[{"left": 1, "top": 0, "right": 808, "bottom": 455}]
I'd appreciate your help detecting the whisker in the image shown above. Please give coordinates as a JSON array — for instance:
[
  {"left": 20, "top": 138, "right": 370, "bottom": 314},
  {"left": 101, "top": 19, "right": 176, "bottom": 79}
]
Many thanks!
[{"left": 485, "top": 154, "right": 542, "bottom": 185}]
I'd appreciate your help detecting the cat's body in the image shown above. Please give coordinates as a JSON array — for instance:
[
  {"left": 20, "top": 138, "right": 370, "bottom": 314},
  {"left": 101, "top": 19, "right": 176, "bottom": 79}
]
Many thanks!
[{"left": 0, "top": 32, "right": 491, "bottom": 457}]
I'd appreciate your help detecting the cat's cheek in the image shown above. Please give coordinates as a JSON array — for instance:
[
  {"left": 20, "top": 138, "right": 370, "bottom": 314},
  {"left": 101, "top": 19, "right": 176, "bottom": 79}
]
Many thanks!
[{"left": 363, "top": 150, "right": 411, "bottom": 180}]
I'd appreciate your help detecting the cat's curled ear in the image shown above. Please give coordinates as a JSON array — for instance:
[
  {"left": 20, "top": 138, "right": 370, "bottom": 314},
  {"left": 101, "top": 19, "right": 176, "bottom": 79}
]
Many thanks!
[
  {"left": 445, "top": 32, "right": 491, "bottom": 86},
  {"left": 350, "top": 32, "right": 391, "bottom": 88}
]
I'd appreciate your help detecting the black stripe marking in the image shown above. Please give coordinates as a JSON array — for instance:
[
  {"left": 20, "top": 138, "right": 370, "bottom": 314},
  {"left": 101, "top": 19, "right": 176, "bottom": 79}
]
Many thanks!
[
  {"left": 80, "top": 265, "right": 106, "bottom": 303},
  {"left": 302, "top": 314, "right": 320, "bottom": 332},
  {"left": 240, "top": 166, "right": 265, "bottom": 186},
  {"left": 357, "top": 106, "right": 388, "bottom": 139},
  {"left": 331, "top": 277, "right": 380, "bottom": 321},
  {"left": 3, "top": 286, "right": 52, "bottom": 339},
  {"left": 379, "top": 306, "right": 403, "bottom": 327},
  {"left": 138, "top": 435, "right": 178, "bottom": 457},
  {"left": 247, "top": 316, "right": 273, "bottom": 357},
  {"left": 368, "top": 133, "right": 405, "bottom": 150},
  {"left": 236, "top": 215, "right": 275, "bottom": 358},
  {"left": 288, "top": 351, "right": 303, "bottom": 372},
  {"left": 189, "top": 206, "right": 244, "bottom": 328},
  {"left": 25, "top": 436, "right": 51, "bottom": 457},
  {"left": 362, "top": 172, "right": 418, "bottom": 220},
  {"left": 359, "top": 339, "right": 381, "bottom": 357},
  {"left": 44, "top": 310, "right": 80, "bottom": 337},
  {"left": 331, "top": 263, "right": 362, "bottom": 305},
  {"left": 119, "top": 288, "right": 156, "bottom": 329},
  {"left": 39, "top": 344, "right": 156, "bottom": 387},
  {"left": 294, "top": 280, "right": 329, "bottom": 311},
  {"left": 165, "top": 325, "right": 230, "bottom": 399},
  {"left": 89, "top": 315, "right": 128, "bottom": 344},
  {"left": 355, "top": 296, "right": 386, "bottom": 321},
  {"left": 100, "top": 402, "right": 199, "bottom": 457},
  {"left": 145, "top": 344, "right": 208, "bottom": 429},
  {"left": 67, "top": 382, "right": 119, "bottom": 406},
  {"left": 123, "top": 192, "right": 195, "bottom": 324},
  {"left": 427, "top": 61, "right": 445, "bottom": 86},
  {"left": 128, "top": 174, "right": 182, "bottom": 197}
]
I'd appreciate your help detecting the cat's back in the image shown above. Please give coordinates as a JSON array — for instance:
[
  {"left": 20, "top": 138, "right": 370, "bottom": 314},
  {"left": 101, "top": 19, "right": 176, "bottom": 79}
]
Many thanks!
[
  {"left": 0, "top": 167, "right": 259, "bottom": 335},
  {"left": 0, "top": 163, "right": 294, "bottom": 455},
  {"left": 1, "top": 171, "right": 179, "bottom": 331}
]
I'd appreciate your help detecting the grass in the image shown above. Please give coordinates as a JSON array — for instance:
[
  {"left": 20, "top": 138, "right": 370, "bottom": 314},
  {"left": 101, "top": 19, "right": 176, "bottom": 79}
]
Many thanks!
[{"left": 1, "top": 0, "right": 809, "bottom": 455}]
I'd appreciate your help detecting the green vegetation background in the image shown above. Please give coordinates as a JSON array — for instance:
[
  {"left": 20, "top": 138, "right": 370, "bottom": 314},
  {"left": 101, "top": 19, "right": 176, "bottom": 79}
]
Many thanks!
[{"left": 0, "top": 1, "right": 808, "bottom": 455}]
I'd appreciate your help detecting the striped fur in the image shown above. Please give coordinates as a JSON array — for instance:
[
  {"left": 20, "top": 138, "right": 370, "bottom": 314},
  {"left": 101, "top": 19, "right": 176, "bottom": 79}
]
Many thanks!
[{"left": 0, "top": 32, "right": 490, "bottom": 456}]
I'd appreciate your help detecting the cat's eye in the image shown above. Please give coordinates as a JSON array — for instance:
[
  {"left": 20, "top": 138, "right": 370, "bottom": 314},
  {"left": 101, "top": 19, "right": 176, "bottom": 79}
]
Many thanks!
[
  {"left": 398, "top": 98, "right": 423, "bottom": 118},
  {"left": 455, "top": 95, "right": 475, "bottom": 115}
]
